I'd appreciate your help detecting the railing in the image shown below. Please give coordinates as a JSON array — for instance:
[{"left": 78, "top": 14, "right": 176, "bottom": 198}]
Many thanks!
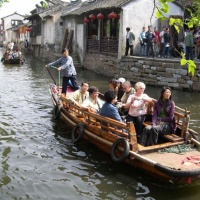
[{"left": 87, "top": 36, "right": 118, "bottom": 53}]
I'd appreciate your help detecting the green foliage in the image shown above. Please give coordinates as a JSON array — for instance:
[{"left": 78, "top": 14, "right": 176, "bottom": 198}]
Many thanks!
[
  {"left": 180, "top": 58, "right": 196, "bottom": 77},
  {"left": 157, "top": 0, "right": 199, "bottom": 77},
  {"left": 41, "top": 1, "right": 48, "bottom": 9}
]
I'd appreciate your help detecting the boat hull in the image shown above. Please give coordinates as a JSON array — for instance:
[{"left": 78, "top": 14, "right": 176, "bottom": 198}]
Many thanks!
[{"left": 3, "top": 58, "right": 22, "bottom": 64}]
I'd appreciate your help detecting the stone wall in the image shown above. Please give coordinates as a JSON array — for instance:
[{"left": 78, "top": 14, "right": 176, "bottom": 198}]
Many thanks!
[
  {"left": 31, "top": 44, "right": 60, "bottom": 62},
  {"left": 84, "top": 53, "right": 200, "bottom": 91}
]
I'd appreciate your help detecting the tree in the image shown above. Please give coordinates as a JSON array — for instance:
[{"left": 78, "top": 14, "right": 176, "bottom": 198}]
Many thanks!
[{"left": 155, "top": 0, "right": 199, "bottom": 76}]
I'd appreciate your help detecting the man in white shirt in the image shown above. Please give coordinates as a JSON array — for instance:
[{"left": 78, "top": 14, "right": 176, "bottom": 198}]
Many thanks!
[
  {"left": 69, "top": 82, "right": 89, "bottom": 106},
  {"left": 80, "top": 86, "right": 103, "bottom": 113}
]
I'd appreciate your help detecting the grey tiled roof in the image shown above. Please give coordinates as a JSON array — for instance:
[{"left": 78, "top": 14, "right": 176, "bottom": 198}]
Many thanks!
[{"left": 61, "top": 0, "right": 133, "bottom": 16}]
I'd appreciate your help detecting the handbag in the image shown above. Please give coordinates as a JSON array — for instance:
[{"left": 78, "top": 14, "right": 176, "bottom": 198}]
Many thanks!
[{"left": 197, "top": 41, "right": 200, "bottom": 47}]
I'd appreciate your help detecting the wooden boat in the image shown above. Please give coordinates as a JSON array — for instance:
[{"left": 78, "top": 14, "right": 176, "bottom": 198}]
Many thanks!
[
  {"left": 2, "top": 58, "right": 23, "bottom": 64},
  {"left": 1, "top": 50, "right": 24, "bottom": 64},
  {"left": 49, "top": 83, "right": 200, "bottom": 185}
]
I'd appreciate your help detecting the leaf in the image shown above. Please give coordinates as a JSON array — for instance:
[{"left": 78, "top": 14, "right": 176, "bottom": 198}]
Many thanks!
[
  {"left": 156, "top": 11, "right": 162, "bottom": 19},
  {"left": 174, "top": 24, "right": 180, "bottom": 33},
  {"left": 187, "top": 60, "right": 196, "bottom": 76},
  {"left": 180, "top": 58, "right": 187, "bottom": 65},
  {"left": 187, "top": 21, "right": 194, "bottom": 28},
  {"left": 161, "top": 3, "right": 169, "bottom": 13},
  {"left": 169, "top": 18, "right": 175, "bottom": 26}
]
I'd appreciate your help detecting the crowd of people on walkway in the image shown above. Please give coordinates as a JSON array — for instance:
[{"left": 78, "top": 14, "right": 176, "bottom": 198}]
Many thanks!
[
  {"left": 125, "top": 25, "right": 200, "bottom": 60},
  {"left": 46, "top": 48, "right": 176, "bottom": 147}
]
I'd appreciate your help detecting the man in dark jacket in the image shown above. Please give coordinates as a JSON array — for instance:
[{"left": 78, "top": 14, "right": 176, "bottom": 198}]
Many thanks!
[
  {"left": 146, "top": 30, "right": 155, "bottom": 58},
  {"left": 185, "top": 28, "right": 194, "bottom": 60},
  {"left": 125, "top": 27, "right": 135, "bottom": 56}
]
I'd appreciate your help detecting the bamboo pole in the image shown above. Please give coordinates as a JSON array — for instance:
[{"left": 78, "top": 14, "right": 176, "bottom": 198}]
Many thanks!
[{"left": 191, "top": 138, "right": 200, "bottom": 147}]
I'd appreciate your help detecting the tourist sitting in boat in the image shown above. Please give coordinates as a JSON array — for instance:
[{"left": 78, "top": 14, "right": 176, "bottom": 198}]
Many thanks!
[
  {"left": 7, "top": 41, "right": 14, "bottom": 51},
  {"left": 116, "top": 77, "right": 126, "bottom": 101},
  {"left": 124, "top": 82, "right": 152, "bottom": 143},
  {"left": 12, "top": 49, "right": 20, "bottom": 59},
  {"left": 109, "top": 79, "right": 118, "bottom": 94},
  {"left": 99, "top": 90, "right": 123, "bottom": 122},
  {"left": 5, "top": 49, "right": 12, "bottom": 59},
  {"left": 117, "top": 80, "right": 135, "bottom": 115},
  {"left": 121, "top": 80, "right": 135, "bottom": 103},
  {"left": 80, "top": 86, "right": 103, "bottom": 113},
  {"left": 68, "top": 82, "right": 89, "bottom": 106},
  {"left": 140, "top": 86, "right": 176, "bottom": 146}
]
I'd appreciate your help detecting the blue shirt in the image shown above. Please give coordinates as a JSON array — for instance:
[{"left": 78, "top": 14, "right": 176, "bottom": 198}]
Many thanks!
[
  {"left": 99, "top": 102, "right": 122, "bottom": 122},
  {"left": 48, "top": 56, "right": 77, "bottom": 77}
]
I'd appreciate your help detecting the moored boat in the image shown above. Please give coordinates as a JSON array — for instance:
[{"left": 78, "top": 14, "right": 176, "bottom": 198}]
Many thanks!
[{"left": 49, "top": 83, "right": 200, "bottom": 185}]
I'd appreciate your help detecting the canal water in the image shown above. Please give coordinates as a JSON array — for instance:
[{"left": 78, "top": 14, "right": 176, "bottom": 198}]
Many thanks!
[{"left": 0, "top": 48, "right": 200, "bottom": 200}]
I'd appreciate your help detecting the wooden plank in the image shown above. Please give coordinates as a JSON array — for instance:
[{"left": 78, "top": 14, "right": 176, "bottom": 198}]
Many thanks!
[
  {"left": 65, "top": 30, "right": 74, "bottom": 54},
  {"left": 162, "top": 134, "right": 184, "bottom": 142},
  {"left": 61, "top": 29, "right": 68, "bottom": 53}
]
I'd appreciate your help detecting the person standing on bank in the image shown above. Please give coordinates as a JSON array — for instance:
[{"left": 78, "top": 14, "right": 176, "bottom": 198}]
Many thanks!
[
  {"left": 158, "top": 26, "right": 166, "bottom": 57},
  {"left": 46, "top": 49, "right": 79, "bottom": 94},
  {"left": 140, "top": 87, "right": 176, "bottom": 146},
  {"left": 125, "top": 27, "right": 135, "bottom": 56},
  {"left": 139, "top": 27, "right": 147, "bottom": 56},
  {"left": 184, "top": 28, "right": 194, "bottom": 60}
]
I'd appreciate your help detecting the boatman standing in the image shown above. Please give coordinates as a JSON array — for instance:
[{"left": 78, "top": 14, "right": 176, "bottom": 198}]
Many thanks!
[{"left": 46, "top": 49, "right": 79, "bottom": 95}]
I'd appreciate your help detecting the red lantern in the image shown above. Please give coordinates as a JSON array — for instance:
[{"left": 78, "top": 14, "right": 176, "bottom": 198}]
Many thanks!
[
  {"left": 108, "top": 12, "right": 118, "bottom": 19},
  {"left": 22, "top": 26, "right": 26, "bottom": 33},
  {"left": 97, "top": 13, "right": 104, "bottom": 20},
  {"left": 89, "top": 14, "right": 96, "bottom": 21},
  {"left": 26, "top": 27, "right": 33, "bottom": 32},
  {"left": 18, "top": 27, "right": 22, "bottom": 33},
  {"left": 83, "top": 17, "right": 90, "bottom": 23}
]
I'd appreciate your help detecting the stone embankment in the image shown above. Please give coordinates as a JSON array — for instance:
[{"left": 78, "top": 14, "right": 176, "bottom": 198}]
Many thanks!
[{"left": 84, "top": 53, "right": 200, "bottom": 91}]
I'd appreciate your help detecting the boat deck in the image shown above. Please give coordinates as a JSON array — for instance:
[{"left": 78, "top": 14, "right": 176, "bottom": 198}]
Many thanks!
[{"left": 144, "top": 150, "right": 200, "bottom": 170}]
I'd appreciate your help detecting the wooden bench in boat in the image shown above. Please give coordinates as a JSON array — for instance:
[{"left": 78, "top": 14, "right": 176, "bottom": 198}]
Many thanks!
[
  {"left": 143, "top": 101, "right": 190, "bottom": 143},
  {"left": 143, "top": 120, "right": 183, "bottom": 142},
  {"left": 61, "top": 94, "right": 139, "bottom": 152}
]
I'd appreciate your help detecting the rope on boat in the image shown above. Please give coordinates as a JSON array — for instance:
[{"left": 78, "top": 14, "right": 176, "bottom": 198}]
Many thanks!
[{"left": 158, "top": 144, "right": 195, "bottom": 154}]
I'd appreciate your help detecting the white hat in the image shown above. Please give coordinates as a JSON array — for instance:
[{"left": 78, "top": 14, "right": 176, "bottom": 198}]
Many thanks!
[{"left": 117, "top": 77, "right": 126, "bottom": 83}]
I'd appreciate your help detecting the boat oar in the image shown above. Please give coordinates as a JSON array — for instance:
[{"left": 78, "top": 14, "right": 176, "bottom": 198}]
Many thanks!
[
  {"left": 46, "top": 66, "right": 57, "bottom": 85},
  {"left": 47, "top": 65, "right": 61, "bottom": 96}
]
